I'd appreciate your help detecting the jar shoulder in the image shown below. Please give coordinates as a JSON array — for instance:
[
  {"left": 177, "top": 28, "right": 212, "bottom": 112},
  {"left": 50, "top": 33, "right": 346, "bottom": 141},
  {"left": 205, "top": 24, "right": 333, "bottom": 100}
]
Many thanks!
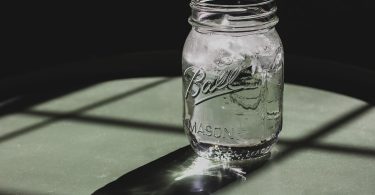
[
  {"left": 183, "top": 28, "right": 282, "bottom": 53},
  {"left": 183, "top": 28, "right": 283, "bottom": 69}
]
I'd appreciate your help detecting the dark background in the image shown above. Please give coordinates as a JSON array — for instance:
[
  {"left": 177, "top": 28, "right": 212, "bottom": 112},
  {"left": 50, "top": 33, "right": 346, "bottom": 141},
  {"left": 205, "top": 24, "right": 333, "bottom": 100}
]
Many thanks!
[{"left": 2, "top": 1, "right": 374, "bottom": 102}]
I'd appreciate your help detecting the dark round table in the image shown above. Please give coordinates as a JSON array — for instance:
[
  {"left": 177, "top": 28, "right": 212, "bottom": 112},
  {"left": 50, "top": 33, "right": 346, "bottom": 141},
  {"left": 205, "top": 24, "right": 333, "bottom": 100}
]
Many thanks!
[{"left": 0, "top": 51, "right": 374, "bottom": 195}]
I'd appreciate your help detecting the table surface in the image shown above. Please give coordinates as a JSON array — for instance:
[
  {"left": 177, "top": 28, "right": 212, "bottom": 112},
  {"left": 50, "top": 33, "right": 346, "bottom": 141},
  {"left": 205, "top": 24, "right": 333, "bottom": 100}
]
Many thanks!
[{"left": 0, "top": 77, "right": 374, "bottom": 195}]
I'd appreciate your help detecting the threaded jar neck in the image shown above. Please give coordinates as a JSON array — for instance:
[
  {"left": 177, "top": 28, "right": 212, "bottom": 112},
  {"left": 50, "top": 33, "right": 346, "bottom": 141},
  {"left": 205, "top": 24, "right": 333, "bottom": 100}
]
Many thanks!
[{"left": 189, "top": 0, "right": 279, "bottom": 32}]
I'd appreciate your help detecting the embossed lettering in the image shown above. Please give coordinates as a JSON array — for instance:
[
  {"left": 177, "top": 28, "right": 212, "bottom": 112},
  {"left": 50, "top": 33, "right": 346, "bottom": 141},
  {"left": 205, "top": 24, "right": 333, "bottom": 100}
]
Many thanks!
[
  {"left": 190, "top": 122, "right": 197, "bottom": 133},
  {"left": 186, "top": 120, "right": 240, "bottom": 140},
  {"left": 197, "top": 123, "right": 204, "bottom": 134},
  {"left": 223, "top": 128, "right": 234, "bottom": 139},
  {"left": 184, "top": 65, "right": 253, "bottom": 105},
  {"left": 205, "top": 125, "right": 213, "bottom": 136},
  {"left": 184, "top": 67, "right": 205, "bottom": 99},
  {"left": 214, "top": 128, "right": 222, "bottom": 138}
]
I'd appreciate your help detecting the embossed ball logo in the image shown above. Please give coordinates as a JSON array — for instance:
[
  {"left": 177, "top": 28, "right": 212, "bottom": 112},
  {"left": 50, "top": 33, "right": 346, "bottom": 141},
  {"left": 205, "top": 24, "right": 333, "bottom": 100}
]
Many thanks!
[{"left": 184, "top": 56, "right": 263, "bottom": 107}]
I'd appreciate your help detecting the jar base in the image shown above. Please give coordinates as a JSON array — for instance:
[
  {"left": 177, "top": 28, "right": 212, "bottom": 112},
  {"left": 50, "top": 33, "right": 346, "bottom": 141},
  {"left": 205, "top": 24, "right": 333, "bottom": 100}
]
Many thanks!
[{"left": 190, "top": 136, "right": 278, "bottom": 162}]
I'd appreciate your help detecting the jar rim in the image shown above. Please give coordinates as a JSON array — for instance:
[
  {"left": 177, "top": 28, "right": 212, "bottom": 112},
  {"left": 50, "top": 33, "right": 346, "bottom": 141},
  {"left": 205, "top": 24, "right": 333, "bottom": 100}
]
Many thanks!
[
  {"left": 189, "top": 0, "right": 278, "bottom": 32},
  {"left": 191, "top": 0, "right": 275, "bottom": 9}
]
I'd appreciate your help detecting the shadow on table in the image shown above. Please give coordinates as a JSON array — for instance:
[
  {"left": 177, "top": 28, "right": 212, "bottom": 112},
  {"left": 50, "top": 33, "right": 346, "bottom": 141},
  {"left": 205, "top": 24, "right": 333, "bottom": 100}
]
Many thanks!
[{"left": 92, "top": 146, "right": 270, "bottom": 195}]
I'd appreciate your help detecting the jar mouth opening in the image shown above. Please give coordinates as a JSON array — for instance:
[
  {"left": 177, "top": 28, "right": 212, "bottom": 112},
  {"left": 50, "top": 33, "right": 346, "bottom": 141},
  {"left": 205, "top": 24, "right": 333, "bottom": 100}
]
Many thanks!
[
  {"left": 191, "top": 0, "right": 275, "bottom": 9},
  {"left": 190, "top": 0, "right": 278, "bottom": 32}
]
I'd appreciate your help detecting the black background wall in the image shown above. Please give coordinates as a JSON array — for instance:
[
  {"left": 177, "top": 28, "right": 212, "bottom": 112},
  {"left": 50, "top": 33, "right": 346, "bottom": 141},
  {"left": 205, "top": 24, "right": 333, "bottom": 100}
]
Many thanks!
[{"left": 3, "top": 1, "right": 374, "bottom": 79}]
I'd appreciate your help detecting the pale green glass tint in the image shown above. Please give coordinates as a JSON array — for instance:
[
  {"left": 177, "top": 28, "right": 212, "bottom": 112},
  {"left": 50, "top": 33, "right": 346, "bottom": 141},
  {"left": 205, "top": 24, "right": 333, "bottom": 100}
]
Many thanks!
[{"left": 183, "top": 0, "right": 283, "bottom": 161}]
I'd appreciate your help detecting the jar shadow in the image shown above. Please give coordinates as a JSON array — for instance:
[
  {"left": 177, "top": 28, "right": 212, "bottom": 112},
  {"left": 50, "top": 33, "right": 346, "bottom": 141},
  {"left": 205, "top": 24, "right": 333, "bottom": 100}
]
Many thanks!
[{"left": 92, "top": 146, "right": 270, "bottom": 195}]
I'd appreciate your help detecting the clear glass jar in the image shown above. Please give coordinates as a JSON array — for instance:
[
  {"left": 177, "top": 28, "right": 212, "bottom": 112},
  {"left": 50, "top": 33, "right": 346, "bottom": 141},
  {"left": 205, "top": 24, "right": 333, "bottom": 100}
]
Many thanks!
[{"left": 182, "top": 0, "right": 284, "bottom": 161}]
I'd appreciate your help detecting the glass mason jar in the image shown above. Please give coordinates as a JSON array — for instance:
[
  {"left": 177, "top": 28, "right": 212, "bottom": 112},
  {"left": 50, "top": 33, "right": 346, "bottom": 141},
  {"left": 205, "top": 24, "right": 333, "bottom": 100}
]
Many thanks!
[{"left": 182, "top": 0, "right": 284, "bottom": 161}]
